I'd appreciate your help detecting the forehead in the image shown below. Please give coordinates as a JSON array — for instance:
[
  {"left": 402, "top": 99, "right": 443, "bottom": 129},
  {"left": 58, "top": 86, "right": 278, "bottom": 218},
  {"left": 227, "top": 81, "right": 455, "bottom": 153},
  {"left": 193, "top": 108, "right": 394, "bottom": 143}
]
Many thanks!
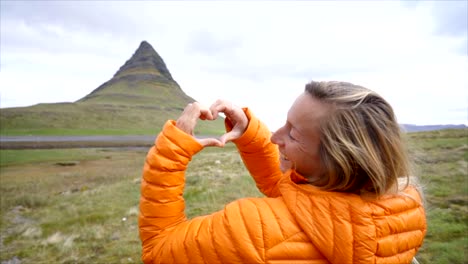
[{"left": 287, "top": 93, "right": 329, "bottom": 132}]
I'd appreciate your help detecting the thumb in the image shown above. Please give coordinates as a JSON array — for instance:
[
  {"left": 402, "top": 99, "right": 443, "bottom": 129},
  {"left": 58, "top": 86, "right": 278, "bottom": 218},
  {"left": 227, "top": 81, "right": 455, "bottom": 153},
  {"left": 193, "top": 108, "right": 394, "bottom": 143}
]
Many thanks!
[
  {"left": 197, "top": 138, "right": 224, "bottom": 147},
  {"left": 219, "top": 131, "right": 240, "bottom": 145}
]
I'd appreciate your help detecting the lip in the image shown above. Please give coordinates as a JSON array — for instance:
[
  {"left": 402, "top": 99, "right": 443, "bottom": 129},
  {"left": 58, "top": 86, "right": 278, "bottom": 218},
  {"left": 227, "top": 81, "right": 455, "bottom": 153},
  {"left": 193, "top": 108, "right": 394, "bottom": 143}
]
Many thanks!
[
  {"left": 279, "top": 152, "right": 291, "bottom": 172},
  {"left": 280, "top": 153, "right": 290, "bottom": 161}
]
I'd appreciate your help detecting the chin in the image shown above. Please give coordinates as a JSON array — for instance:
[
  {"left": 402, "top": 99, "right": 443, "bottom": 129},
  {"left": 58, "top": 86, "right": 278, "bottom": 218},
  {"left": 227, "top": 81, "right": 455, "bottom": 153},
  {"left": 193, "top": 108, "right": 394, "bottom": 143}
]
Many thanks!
[{"left": 279, "top": 161, "right": 291, "bottom": 173}]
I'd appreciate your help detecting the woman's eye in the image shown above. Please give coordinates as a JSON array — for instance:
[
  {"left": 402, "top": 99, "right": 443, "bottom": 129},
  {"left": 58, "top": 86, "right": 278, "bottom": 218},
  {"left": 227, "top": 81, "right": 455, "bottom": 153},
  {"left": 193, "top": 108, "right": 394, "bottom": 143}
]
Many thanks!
[
  {"left": 288, "top": 132, "right": 296, "bottom": 141},
  {"left": 285, "top": 123, "right": 297, "bottom": 141}
]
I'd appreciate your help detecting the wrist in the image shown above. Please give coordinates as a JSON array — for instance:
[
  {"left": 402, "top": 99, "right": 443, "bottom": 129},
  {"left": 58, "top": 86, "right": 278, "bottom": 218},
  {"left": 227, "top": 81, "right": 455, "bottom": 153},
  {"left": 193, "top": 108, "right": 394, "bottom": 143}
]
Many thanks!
[{"left": 161, "top": 120, "right": 204, "bottom": 156}]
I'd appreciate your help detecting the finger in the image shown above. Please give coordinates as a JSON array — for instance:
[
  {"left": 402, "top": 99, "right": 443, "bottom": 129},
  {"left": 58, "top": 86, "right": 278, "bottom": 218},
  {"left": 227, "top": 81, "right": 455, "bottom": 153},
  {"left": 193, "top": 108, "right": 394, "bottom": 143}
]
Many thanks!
[
  {"left": 209, "top": 103, "right": 220, "bottom": 119},
  {"left": 219, "top": 130, "right": 241, "bottom": 144},
  {"left": 213, "top": 102, "right": 231, "bottom": 116},
  {"left": 199, "top": 107, "right": 214, "bottom": 121},
  {"left": 197, "top": 138, "right": 224, "bottom": 147},
  {"left": 213, "top": 101, "right": 241, "bottom": 124},
  {"left": 182, "top": 103, "right": 202, "bottom": 119},
  {"left": 209, "top": 99, "right": 229, "bottom": 119},
  {"left": 176, "top": 103, "right": 202, "bottom": 134}
]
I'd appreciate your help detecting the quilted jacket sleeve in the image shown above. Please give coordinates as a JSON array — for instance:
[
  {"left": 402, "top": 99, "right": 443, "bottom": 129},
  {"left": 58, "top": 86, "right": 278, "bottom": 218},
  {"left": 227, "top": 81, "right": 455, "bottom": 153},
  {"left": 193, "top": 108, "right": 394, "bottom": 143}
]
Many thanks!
[
  {"left": 139, "top": 120, "right": 203, "bottom": 263},
  {"left": 138, "top": 120, "right": 304, "bottom": 263},
  {"left": 228, "top": 108, "right": 283, "bottom": 197}
]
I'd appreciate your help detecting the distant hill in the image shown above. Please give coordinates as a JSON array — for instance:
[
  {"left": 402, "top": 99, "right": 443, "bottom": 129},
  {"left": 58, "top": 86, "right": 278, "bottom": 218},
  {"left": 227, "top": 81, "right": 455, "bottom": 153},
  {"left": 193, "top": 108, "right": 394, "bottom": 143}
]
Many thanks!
[
  {"left": 401, "top": 124, "right": 467, "bottom": 133},
  {"left": 0, "top": 41, "right": 224, "bottom": 136}
]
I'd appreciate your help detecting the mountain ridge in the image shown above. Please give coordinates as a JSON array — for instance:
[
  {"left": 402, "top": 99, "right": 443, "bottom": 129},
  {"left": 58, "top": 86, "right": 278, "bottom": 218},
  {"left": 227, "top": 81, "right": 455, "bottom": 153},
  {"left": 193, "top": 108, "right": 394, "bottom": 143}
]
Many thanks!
[
  {"left": 401, "top": 124, "right": 467, "bottom": 133},
  {"left": 0, "top": 41, "right": 225, "bottom": 136}
]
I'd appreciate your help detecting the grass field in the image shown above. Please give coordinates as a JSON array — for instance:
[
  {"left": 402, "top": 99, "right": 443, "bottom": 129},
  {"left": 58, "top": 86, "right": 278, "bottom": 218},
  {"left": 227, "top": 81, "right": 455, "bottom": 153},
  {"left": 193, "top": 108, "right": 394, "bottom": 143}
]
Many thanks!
[
  {"left": 0, "top": 129, "right": 466, "bottom": 263},
  {"left": 406, "top": 129, "right": 467, "bottom": 264},
  {"left": 0, "top": 102, "right": 225, "bottom": 136}
]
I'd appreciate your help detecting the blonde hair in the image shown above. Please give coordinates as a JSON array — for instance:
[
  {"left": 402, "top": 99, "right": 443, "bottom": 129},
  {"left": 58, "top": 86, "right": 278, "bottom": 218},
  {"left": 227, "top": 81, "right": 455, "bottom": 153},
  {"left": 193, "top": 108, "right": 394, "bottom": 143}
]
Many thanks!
[{"left": 305, "top": 81, "right": 411, "bottom": 196}]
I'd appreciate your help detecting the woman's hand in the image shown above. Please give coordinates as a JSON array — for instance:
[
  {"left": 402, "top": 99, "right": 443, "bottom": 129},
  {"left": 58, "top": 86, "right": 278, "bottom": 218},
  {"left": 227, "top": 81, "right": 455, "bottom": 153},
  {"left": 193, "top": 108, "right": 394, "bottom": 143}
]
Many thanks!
[
  {"left": 210, "top": 99, "right": 248, "bottom": 145},
  {"left": 176, "top": 102, "right": 223, "bottom": 147}
]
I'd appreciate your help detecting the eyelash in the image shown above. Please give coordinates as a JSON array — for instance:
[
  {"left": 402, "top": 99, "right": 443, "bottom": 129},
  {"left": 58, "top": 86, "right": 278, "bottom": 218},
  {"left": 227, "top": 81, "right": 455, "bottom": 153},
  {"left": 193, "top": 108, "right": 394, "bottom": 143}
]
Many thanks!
[{"left": 285, "top": 122, "right": 296, "bottom": 141}]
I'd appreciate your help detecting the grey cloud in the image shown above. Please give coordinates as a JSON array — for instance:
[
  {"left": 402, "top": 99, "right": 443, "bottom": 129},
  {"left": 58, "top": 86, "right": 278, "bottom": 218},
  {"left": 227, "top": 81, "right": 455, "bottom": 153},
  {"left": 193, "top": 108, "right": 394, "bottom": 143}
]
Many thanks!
[
  {"left": 185, "top": 32, "right": 374, "bottom": 82},
  {"left": 3, "top": 1, "right": 101, "bottom": 30},
  {"left": 432, "top": 1, "right": 468, "bottom": 56},
  {"left": 186, "top": 31, "right": 243, "bottom": 56},
  {"left": 401, "top": 0, "right": 467, "bottom": 38},
  {"left": 0, "top": 1, "right": 163, "bottom": 55},
  {"left": 201, "top": 59, "right": 373, "bottom": 83},
  {"left": 401, "top": 0, "right": 467, "bottom": 55},
  {"left": 431, "top": 1, "right": 468, "bottom": 37},
  {"left": 399, "top": 0, "right": 419, "bottom": 9},
  {"left": 1, "top": 1, "right": 142, "bottom": 35}
]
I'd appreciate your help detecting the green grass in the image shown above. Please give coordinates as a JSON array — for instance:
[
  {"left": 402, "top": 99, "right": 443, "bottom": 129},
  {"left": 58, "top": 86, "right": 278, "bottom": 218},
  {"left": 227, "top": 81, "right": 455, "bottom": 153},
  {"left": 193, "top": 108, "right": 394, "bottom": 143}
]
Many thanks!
[
  {"left": 184, "top": 147, "right": 263, "bottom": 218},
  {"left": 0, "top": 128, "right": 466, "bottom": 263},
  {"left": 0, "top": 144, "right": 257, "bottom": 263},
  {"left": 407, "top": 129, "right": 467, "bottom": 263},
  {"left": 80, "top": 81, "right": 190, "bottom": 106},
  {"left": 0, "top": 149, "right": 104, "bottom": 167},
  {"left": 0, "top": 102, "right": 225, "bottom": 136},
  {"left": 0, "top": 128, "right": 159, "bottom": 136},
  {"left": 0, "top": 147, "right": 147, "bottom": 263}
]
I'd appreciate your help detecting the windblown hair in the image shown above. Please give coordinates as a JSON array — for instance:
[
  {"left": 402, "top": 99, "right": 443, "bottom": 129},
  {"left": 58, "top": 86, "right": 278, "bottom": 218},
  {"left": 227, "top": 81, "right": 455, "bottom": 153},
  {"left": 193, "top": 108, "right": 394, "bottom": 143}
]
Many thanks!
[{"left": 305, "top": 81, "right": 412, "bottom": 196}]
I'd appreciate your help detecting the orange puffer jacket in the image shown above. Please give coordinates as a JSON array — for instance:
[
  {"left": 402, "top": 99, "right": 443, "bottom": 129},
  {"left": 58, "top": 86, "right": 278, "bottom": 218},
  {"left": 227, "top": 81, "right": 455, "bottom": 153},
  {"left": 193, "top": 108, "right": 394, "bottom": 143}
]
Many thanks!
[{"left": 139, "top": 109, "right": 427, "bottom": 264}]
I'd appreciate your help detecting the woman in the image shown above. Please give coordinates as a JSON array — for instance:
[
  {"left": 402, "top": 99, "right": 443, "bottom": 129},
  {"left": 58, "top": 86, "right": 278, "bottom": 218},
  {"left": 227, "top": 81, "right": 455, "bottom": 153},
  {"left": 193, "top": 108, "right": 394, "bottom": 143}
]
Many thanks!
[{"left": 139, "top": 81, "right": 426, "bottom": 263}]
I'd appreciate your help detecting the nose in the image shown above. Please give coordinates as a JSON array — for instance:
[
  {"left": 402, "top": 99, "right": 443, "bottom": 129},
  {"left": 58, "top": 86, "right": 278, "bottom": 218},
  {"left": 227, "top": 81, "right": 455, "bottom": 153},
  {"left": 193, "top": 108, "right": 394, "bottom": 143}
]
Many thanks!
[{"left": 271, "top": 128, "right": 284, "bottom": 146}]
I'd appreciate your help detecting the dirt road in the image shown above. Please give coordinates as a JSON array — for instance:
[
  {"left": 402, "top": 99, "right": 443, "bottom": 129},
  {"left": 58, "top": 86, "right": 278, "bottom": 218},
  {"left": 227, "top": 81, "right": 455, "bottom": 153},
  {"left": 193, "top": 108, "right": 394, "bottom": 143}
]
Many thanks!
[{"left": 0, "top": 135, "right": 156, "bottom": 149}]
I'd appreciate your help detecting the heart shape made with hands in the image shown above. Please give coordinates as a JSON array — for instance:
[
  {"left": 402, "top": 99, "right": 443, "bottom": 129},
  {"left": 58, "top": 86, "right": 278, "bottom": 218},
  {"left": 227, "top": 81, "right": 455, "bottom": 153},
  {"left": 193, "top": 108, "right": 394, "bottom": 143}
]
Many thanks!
[
  {"left": 191, "top": 113, "right": 241, "bottom": 148},
  {"left": 192, "top": 118, "right": 227, "bottom": 148},
  {"left": 176, "top": 101, "right": 248, "bottom": 147}
]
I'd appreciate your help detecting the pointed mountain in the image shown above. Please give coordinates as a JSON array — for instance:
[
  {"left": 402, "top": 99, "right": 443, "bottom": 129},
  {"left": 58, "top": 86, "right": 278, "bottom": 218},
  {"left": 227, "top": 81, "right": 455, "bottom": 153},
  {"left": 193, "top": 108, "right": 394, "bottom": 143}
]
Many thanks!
[
  {"left": 115, "top": 40, "right": 175, "bottom": 82},
  {"left": 0, "top": 41, "right": 224, "bottom": 137},
  {"left": 78, "top": 40, "right": 194, "bottom": 107}
]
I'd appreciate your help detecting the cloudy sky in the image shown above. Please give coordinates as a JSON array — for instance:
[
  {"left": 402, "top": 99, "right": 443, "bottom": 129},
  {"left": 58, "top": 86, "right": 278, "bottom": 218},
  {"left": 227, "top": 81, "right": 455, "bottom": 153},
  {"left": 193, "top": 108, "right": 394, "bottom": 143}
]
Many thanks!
[{"left": 1, "top": 1, "right": 467, "bottom": 130}]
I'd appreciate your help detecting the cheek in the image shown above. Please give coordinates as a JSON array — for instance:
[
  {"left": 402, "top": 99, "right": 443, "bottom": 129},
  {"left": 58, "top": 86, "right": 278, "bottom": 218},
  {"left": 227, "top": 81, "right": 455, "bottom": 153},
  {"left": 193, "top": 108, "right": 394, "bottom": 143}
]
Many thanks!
[
  {"left": 296, "top": 144, "right": 322, "bottom": 171},
  {"left": 307, "top": 155, "right": 321, "bottom": 169},
  {"left": 293, "top": 154, "right": 321, "bottom": 177}
]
